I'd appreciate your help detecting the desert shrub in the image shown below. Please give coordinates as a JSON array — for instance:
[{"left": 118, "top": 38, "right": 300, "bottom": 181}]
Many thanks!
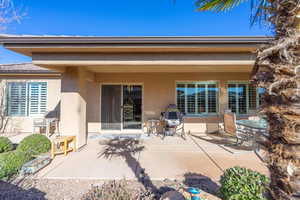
[
  {"left": 220, "top": 166, "right": 269, "bottom": 200},
  {"left": 0, "top": 137, "right": 13, "bottom": 153},
  {"left": 81, "top": 180, "right": 155, "bottom": 200},
  {"left": 0, "top": 150, "right": 31, "bottom": 180},
  {"left": 17, "top": 134, "right": 51, "bottom": 156}
]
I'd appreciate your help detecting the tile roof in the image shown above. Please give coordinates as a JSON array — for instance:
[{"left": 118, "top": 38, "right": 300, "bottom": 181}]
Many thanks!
[{"left": 0, "top": 63, "right": 59, "bottom": 74}]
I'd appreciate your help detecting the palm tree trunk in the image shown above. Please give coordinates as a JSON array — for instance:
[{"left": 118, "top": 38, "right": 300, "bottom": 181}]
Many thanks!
[{"left": 253, "top": 0, "right": 300, "bottom": 199}]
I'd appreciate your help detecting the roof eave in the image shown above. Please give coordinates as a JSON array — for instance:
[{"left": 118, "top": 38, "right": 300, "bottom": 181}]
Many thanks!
[
  {"left": 0, "top": 36, "right": 272, "bottom": 57},
  {"left": 0, "top": 35, "right": 272, "bottom": 44}
]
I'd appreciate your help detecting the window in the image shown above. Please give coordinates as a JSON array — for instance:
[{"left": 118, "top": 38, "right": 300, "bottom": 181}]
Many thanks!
[
  {"left": 228, "top": 82, "right": 264, "bottom": 114},
  {"left": 176, "top": 82, "right": 218, "bottom": 115},
  {"left": 7, "top": 82, "right": 47, "bottom": 116}
]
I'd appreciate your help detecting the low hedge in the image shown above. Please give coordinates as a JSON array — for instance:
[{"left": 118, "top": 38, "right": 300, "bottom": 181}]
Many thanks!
[
  {"left": 0, "top": 137, "right": 13, "bottom": 153},
  {"left": 220, "top": 166, "right": 270, "bottom": 200},
  {"left": 0, "top": 134, "right": 51, "bottom": 180},
  {"left": 17, "top": 134, "right": 51, "bottom": 156},
  {"left": 0, "top": 150, "right": 31, "bottom": 180}
]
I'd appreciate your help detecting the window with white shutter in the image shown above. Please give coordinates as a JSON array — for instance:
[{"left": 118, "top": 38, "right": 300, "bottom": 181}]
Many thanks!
[
  {"left": 227, "top": 82, "right": 264, "bottom": 115},
  {"left": 7, "top": 82, "right": 27, "bottom": 116},
  {"left": 28, "top": 82, "right": 47, "bottom": 116},
  {"left": 7, "top": 82, "right": 47, "bottom": 116},
  {"left": 176, "top": 81, "right": 219, "bottom": 115}
]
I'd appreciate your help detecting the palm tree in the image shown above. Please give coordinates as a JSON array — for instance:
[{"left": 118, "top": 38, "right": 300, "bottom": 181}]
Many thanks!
[{"left": 195, "top": 0, "right": 300, "bottom": 199}]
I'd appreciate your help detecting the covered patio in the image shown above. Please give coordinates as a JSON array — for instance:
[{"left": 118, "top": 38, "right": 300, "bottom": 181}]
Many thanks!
[
  {"left": 0, "top": 36, "right": 271, "bottom": 149},
  {"left": 36, "top": 133, "right": 268, "bottom": 181}
]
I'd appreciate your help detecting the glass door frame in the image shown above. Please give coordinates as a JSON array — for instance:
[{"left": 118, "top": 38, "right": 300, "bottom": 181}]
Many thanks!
[{"left": 100, "top": 83, "right": 144, "bottom": 132}]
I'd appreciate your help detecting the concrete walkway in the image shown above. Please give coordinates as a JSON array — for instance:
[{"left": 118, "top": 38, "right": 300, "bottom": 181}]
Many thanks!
[{"left": 36, "top": 133, "right": 268, "bottom": 182}]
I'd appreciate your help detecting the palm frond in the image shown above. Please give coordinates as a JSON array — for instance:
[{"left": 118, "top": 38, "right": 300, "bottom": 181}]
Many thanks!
[
  {"left": 250, "top": 0, "right": 270, "bottom": 26},
  {"left": 195, "top": 0, "right": 247, "bottom": 12},
  {"left": 195, "top": 0, "right": 270, "bottom": 25}
]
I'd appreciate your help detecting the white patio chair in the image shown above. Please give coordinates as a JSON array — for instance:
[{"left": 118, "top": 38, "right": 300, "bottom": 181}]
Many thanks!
[{"left": 33, "top": 118, "right": 47, "bottom": 134}]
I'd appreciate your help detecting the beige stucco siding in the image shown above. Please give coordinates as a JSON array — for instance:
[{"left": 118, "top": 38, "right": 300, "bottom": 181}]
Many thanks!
[
  {"left": 59, "top": 68, "right": 91, "bottom": 148},
  {"left": 1, "top": 71, "right": 253, "bottom": 135},
  {"left": 0, "top": 76, "right": 61, "bottom": 133},
  {"left": 88, "top": 72, "right": 251, "bottom": 133}
]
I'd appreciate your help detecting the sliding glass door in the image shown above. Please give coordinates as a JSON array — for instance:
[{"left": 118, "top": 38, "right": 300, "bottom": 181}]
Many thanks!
[
  {"left": 123, "top": 85, "right": 142, "bottom": 129},
  {"left": 101, "top": 85, "right": 122, "bottom": 130},
  {"left": 101, "top": 84, "right": 142, "bottom": 131}
]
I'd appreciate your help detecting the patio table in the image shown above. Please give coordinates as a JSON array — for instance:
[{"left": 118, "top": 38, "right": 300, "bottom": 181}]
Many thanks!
[
  {"left": 236, "top": 119, "right": 268, "bottom": 130},
  {"left": 51, "top": 136, "right": 77, "bottom": 159},
  {"left": 236, "top": 119, "right": 269, "bottom": 162},
  {"left": 235, "top": 119, "right": 268, "bottom": 145}
]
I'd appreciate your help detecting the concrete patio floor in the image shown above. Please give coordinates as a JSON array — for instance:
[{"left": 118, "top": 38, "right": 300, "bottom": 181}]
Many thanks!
[{"left": 36, "top": 133, "right": 268, "bottom": 182}]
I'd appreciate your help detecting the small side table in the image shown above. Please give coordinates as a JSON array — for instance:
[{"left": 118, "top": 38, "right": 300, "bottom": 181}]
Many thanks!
[{"left": 51, "top": 136, "right": 77, "bottom": 159}]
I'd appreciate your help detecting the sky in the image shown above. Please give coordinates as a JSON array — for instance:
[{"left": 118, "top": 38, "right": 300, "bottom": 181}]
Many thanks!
[{"left": 0, "top": 0, "right": 272, "bottom": 64}]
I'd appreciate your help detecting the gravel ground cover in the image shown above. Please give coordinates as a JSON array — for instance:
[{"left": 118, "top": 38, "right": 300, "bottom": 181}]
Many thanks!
[{"left": 0, "top": 178, "right": 221, "bottom": 200}]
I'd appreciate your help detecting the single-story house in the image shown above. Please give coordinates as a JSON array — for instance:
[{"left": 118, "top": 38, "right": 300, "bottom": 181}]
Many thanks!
[{"left": 0, "top": 35, "right": 271, "bottom": 148}]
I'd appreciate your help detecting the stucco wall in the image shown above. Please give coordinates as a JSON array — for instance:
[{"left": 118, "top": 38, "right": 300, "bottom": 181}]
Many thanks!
[
  {"left": 59, "top": 68, "right": 90, "bottom": 148},
  {"left": 89, "top": 72, "right": 252, "bottom": 133},
  {"left": 1, "top": 71, "right": 253, "bottom": 135},
  {"left": 0, "top": 76, "right": 61, "bottom": 134}
]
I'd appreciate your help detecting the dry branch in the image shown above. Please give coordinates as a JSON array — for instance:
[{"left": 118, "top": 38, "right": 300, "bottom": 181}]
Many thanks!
[{"left": 0, "top": 0, "right": 22, "bottom": 30}]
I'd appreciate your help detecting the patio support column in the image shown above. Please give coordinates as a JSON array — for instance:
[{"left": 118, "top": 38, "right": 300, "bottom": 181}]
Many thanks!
[
  {"left": 219, "top": 81, "right": 228, "bottom": 115},
  {"left": 60, "top": 67, "right": 91, "bottom": 148}
]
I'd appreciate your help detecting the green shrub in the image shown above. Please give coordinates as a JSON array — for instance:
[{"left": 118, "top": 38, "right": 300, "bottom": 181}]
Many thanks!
[
  {"left": 17, "top": 134, "right": 51, "bottom": 156},
  {"left": 0, "top": 137, "right": 13, "bottom": 153},
  {"left": 0, "top": 150, "right": 31, "bottom": 179},
  {"left": 220, "top": 166, "right": 270, "bottom": 200}
]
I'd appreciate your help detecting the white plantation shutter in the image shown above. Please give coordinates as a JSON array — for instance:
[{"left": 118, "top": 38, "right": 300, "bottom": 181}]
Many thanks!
[
  {"left": 176, "top": 82, "right": 218, "bottom": 115},
  {"left": 187, "top": 84, "right": 196, "bottom": 114},
  {"left": 7, "top": 82, "right": 47, "bottom": 116},
  {"left": 28, "top": 82, "right": 47, "bottom": 116},
  {"left": 228, "top": 82, "right": 264, "bottom": 114},
  {"left": 207, "top": 84, "right": 218, "bottom": 113},
  {"left": 8, "top": 83, "right": 27, "bottom": 116},
  {"left": 177, "top": 84, "right": 186, "bottom": 114}
]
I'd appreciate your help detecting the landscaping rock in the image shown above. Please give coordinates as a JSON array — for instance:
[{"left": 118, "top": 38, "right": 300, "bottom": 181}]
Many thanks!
[
  {"left": 160, "top": 191, "right": 185, "bottom": 200},
  {"left": 1, "top": 178, "right": 221, "bottom": 200},
  {"left": 20, "top": 155, "right": 51, "bottom": 176}
]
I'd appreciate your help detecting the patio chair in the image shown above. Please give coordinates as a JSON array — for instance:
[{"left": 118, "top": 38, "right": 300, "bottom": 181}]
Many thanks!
[
  {"left": 33, "top": 118, "right": 47, "bottom": 134},
  {"left": 33, "top": 110, "right": 60, "bottom": 137},
  {"left": 146, "top": 119, "right": 160, "bottom": 136},
  {"left": 160, "top": 104, "right": 185, "bottom": 139},
  {"left": 223, "top": 110, "right": 254, "bottom": 146}
]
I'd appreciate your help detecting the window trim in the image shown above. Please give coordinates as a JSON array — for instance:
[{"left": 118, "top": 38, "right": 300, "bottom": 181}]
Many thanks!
[
  {"left": 6, "top": 81, "right": 48, "bottom": 117},
  {"left": 175, "top": 81, "right": 220, "bottom": 116},
  {"left": 227, "top": 81, "right": 262, "bottom": 115}
]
